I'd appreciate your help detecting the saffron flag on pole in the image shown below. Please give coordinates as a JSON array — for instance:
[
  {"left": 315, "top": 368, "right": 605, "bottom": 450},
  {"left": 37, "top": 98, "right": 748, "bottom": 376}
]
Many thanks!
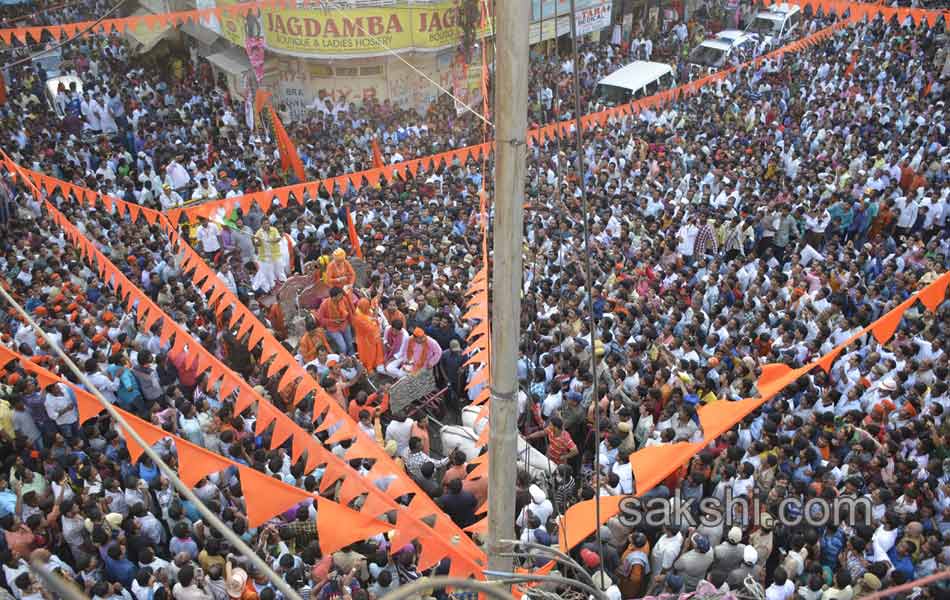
[
  {"left": 346, "top": 207, "right": 363, "bottom": 259},
  {"left": 844, "top": 50, "right": 858, "bottom": 76},
  {"left": 371, "top": 138, "right": 384, "bottom": 169},
  {"left": 268, "top": 106, "right": 306, "bottom": 183}
]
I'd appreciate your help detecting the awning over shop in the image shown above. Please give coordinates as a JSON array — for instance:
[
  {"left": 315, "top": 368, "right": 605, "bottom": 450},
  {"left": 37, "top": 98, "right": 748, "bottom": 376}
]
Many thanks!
[
  {"left": 179, "top": 20, "right": 220, "bottom": 46},
  {"left": 125, "top": 9, "right": 176, "bottom": 53},
  {"left": 206, "top": 47, "right": 251, "bottom": 77}
]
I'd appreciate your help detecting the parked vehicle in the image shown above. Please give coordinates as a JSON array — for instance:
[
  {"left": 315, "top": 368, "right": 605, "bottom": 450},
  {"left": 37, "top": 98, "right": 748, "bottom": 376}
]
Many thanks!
[
  {"left": 688, "top": 30, "right": 756, "bottom": 78},
  {"left": 745, "top": 3, "right": 803, "bottom": 49},
  {"left": 594, "top": 60, "right": 677, "bottom": 107},
  {"left": 44, "top": 75, "right": 83, "bottom": 118}
]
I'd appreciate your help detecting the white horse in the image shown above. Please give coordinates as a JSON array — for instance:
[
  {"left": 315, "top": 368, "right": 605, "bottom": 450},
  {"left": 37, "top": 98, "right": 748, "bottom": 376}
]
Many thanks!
[{"left": 439, "top": 420, "right": 554, "bottom": 481}]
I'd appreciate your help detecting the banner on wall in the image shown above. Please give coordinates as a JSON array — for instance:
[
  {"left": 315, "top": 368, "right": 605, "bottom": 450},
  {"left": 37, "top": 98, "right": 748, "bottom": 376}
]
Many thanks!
[
  {"left": 272, "top": 49, "right": 481, "bottom": 116},
  {"left": 218, "top": 0, "right": 248, "bottom": 46},
  {"left": 529, "top": 0, "right": 613, "bottom": 44},
  {"left": 575, "top": 2, "right": 612, "bottom": 36},
  {"left": 261, "top": 1, "right": 492, "bottom": 59}
]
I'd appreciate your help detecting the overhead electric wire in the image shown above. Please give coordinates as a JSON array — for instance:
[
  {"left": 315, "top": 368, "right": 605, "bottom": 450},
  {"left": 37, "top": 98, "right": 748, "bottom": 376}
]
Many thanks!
[
  {"left": 0, "top": 0, "right": 127, "bottom": 69},
  {"left": 566, "top": 0, "right": 605, "bottom": 566},
  {"left": 318, "top": 0, "right": 494, "bottom": 129}
]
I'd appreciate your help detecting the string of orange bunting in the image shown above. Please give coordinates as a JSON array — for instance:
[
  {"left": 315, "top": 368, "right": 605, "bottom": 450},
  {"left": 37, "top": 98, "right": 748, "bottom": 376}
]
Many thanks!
[
  {"left": 0, "top": 0, "right": 287, "bottom": 45},
  {"left": 556, "top": 272, "right": 950, "bottom": 551},
  {"left": 0, "top": 0, "right": 942, "bottom": 63},
  {"left": 0, "top": 343, "right": 391, "bottom": 550},
  {"left": 0, "top": 0, "right": 945, "bottom": 575},
  {"left": 1, "top": 155, "right": 489, "bottom": 578},
  {"left": 170, "top": 0, "right": 947, "bottom": 225}
]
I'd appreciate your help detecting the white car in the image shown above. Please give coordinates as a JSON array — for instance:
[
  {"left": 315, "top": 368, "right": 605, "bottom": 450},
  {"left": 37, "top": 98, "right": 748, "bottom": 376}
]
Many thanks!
[
  {"left": 688, "top": 30, "right": 756, "bottom": 78},
  {"left": 745, "top": 3, "right": 803, "bottom": 49}
]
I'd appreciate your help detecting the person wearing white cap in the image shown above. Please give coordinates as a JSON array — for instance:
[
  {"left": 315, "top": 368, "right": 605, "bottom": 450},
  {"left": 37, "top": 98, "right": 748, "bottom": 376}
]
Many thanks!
[
  {"left": 516, "top": 484, "right": 553, "bottom": 529},
  {"left": 727, "top": 545, "right": 758, "bottom": 588},
  {"left": 714, "top": 526, "right": 746, "bottom": 571},
  {"left": 591, "top": 570, "right": 622, "bottom": 600},
  {"left": 859, "top": 376, "right": 897, "bottom": 413},
  {"left": 224, "top": 560, "right": 250, "bottom": 600},
  {"left": 158, "top": 183, "right": 184, "bottom": 211}
]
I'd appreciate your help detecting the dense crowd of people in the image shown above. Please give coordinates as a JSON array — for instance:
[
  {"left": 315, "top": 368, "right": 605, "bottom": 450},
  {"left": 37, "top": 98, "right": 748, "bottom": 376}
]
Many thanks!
[{"left": 0, "top": 1, "right": 948, "bottom": 600}]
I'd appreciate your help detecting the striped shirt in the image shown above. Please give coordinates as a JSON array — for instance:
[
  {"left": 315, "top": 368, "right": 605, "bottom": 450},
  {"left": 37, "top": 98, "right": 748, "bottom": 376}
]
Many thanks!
[{"left": 547, "top": 429, "right": 577, "bottom": 465}]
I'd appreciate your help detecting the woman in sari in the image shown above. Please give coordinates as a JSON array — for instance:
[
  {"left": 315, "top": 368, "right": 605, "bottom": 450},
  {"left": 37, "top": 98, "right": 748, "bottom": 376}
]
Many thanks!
[{"left": 351, "top": 297, "right": 384, "bottom": 371}]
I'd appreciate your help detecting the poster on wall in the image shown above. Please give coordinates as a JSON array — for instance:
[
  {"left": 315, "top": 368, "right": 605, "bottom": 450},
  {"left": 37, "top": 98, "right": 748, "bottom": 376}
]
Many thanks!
[
  {"left": 531, "top": 0, "right": 607, "bottom": 21},
  {"left": 273, "top": 57, "right": 387, "bottom": 120},
  {"left": 217, "top": 0, "right": 247, "bottom": 47},
  {"left": 575, "top": 2, "right": 612, "bottom": 36},
  {"left": 529, "top": 0, "right": 612, "bottom": 44}
]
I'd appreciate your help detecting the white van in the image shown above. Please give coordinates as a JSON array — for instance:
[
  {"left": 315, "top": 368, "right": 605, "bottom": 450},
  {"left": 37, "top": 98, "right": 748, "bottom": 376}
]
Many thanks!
[
  {"left": 594, "top": 61, "right": 676, "bottom": 106},
  {"left": 745, "top": 3, "right": 802, "bottom": 49},
  {"left": 688, "top": 30, "right": 756, "bottom": 77},
  {"left": 44, "top": 75, "right": 82, "bottom": 118}
]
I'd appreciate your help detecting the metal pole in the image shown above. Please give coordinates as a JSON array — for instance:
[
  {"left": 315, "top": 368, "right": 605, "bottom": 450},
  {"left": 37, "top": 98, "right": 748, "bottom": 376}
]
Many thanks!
[
  {"left": 567, "top": 0, "right": 605, "bottom": 564},
  {"left": 0, "top": 254, "right": 305, "bottom": 600},
  {"left": 498, "top": 539, "right": 596, "bottom": 587},
  {"left": 487, "top": 0, "right": 529, "bottom": 576}
]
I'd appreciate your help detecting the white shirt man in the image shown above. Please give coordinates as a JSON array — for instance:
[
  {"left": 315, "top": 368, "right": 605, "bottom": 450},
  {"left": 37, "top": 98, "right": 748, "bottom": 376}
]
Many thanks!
[
  {"left": 82, "top": 95, "right": 102, "bottom": 132},
  {"left": 611, "top": 459, "right": 635, "bottom": 494},
  {"left": 45, "top": 384, "right": 78, "bottom": 427},
  {"left": 765, "top": 577, "right": 796, "bottom": 600},
  {"left": 165, "top": 159, "right": 191, "bottom": 191},
  {"left": 191, "top": 179, "right": 219, "bottom": 202},
  {"left": 196, "top": 220, "right": 221, "bottom": 254},
  {"left": 384, "top": 417, "right": 415, "bottom": 456},
  {"left": 677, "top": 222, "right": 699, "bottom": 257},
  {"left": 651, "top": 530, "right": 684, "bottom": 576},
  {"left": 87, "top": 369, "right": 119, "bottom": 405}
]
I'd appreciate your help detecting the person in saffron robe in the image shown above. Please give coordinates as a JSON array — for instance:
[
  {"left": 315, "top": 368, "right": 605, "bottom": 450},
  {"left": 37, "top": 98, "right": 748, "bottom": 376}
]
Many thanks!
[
  {"left": 325, "top": 248, "right": 356, "bottom": 288},
  {"left": 351, "top": 297, "right": 384, "bottom": 372},
  {"left": 315, "top": 286, "right": 354, "bottom": 355},
  {"left": 297, "top": 317, "right": 332, "bottom": 364},
  {"left": 313, "top": 255, "right": 330, "bottom": 287},
  {"left": 386, "top": 327, "right": 442, "bottom": 379}
]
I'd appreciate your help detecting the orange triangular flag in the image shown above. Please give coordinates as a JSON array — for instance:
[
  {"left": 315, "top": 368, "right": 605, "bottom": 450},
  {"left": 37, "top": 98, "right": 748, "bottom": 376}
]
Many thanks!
[
  {"left": 76, "top": 389, "right": 105, "bottom": 424},
  {"left": 270, "top": 413, "right": 297, "bottom": 450},
  {"left": 390, "top": 511, "right": 429, "bottom": 551},
  {"left": 178, "top": 443, "right": 233, "bottom": 488},
  {"left": 315, "top": 496, "right": 390, "bottom": 555},
  {"left": 871, "top": 298, "right": 913, "bottom": 344},
  {"left": 917, "top": 272, "right": 949, "bottom": 312},
  {"left": 120, "top": 413, "right": 169, "bottom": 463},
  {"left": 239, "top": 466, "right": 311, "bottom": 528}
]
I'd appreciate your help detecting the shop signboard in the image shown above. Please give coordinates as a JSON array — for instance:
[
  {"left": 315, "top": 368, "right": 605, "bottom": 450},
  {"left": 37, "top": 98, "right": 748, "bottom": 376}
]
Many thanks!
[{"left": 258, "top": 1, "right": 491, "bottom": 59}]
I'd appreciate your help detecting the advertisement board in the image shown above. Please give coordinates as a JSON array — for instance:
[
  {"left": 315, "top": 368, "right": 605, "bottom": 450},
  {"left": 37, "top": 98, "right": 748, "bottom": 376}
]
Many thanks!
[
  {"left": 260, "top": 1, "right": 491, "bottom": 59},
  {"left": 529, "top": 0, "right": 612, "bottom": 44},
  {"left": 575, "top": 2, "right": 612, "bottom": 36}
]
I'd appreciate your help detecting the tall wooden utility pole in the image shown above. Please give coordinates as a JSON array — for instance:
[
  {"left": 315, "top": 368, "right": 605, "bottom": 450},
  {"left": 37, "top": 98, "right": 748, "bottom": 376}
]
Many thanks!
[{"left": 486, "top": 0, "right": 529, "bottom": 574}]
